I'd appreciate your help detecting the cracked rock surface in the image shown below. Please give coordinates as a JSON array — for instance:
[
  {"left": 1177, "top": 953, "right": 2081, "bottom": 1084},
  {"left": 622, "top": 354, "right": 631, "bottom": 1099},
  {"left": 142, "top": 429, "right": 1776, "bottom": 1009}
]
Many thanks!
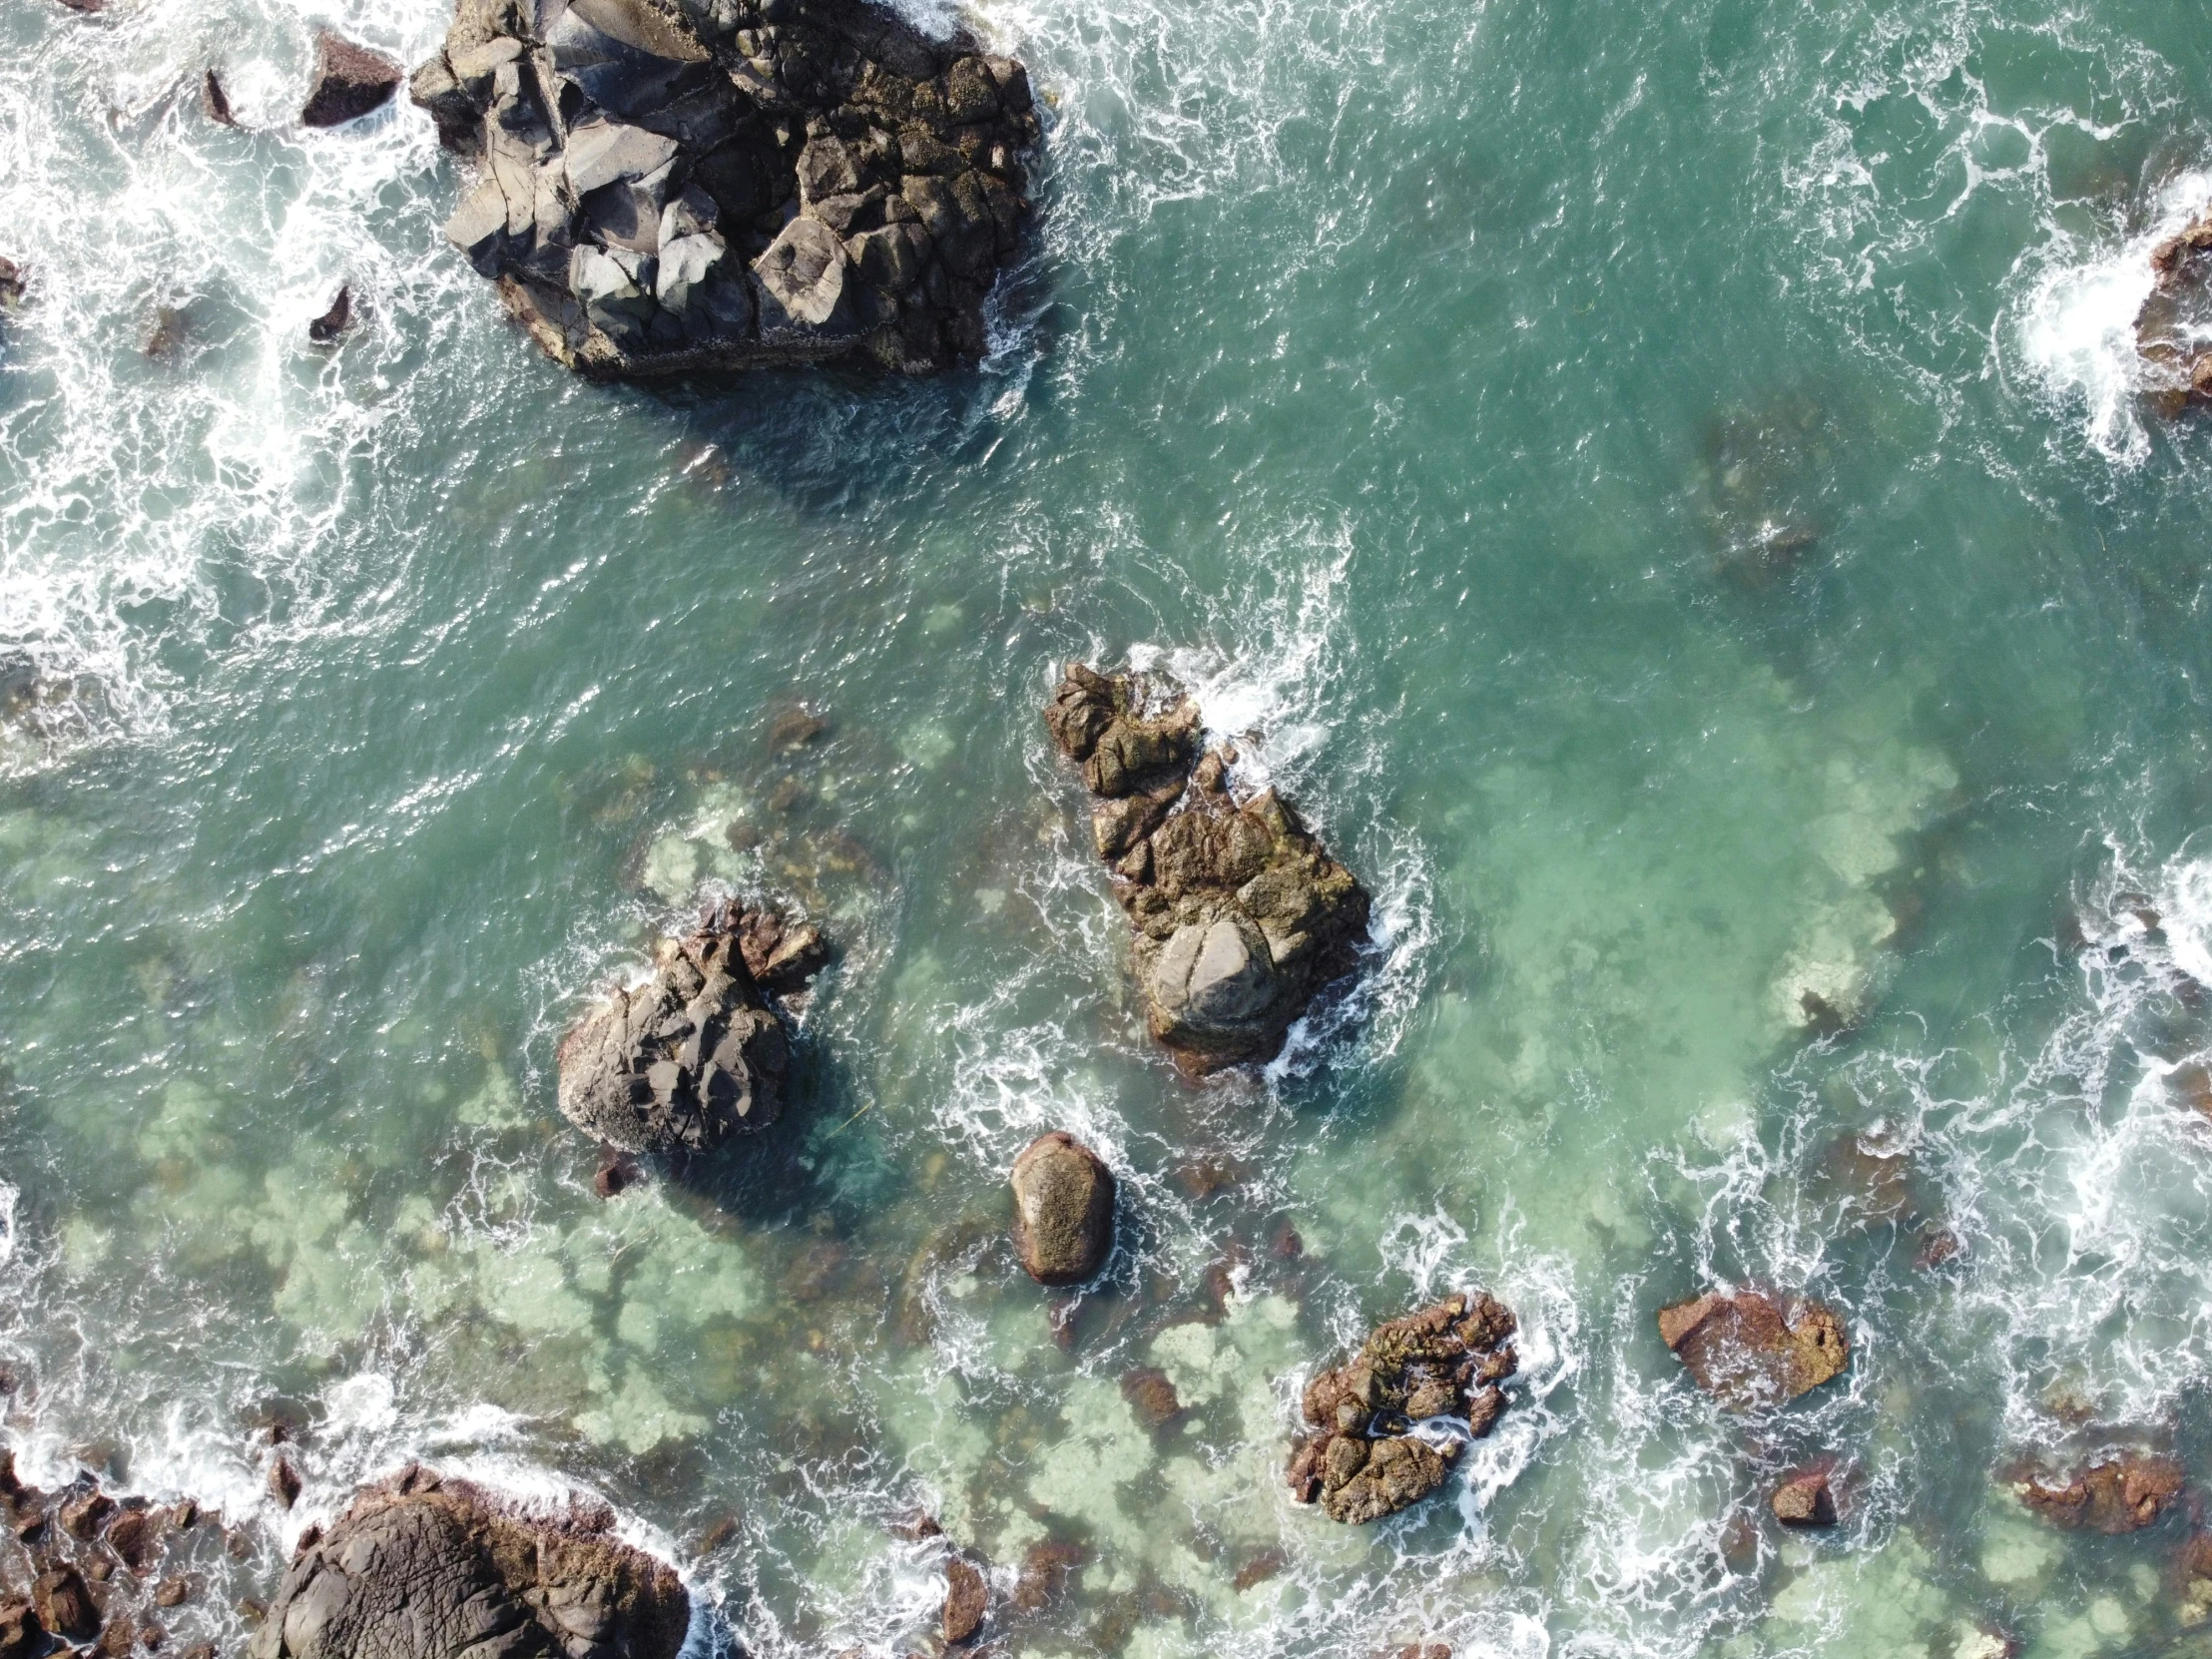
[
  {"left": 1285, "top": 1292, "right": 1519, "bottom": 1525},
  {"left": 410, "top": 0, "right": 1040, "bottom": 376},
  {"left": 556, "top": 896, "right": 828, "bottom": 1155},
  {"left": 1043, "top": 662, "right": 1371, "bottom": 1075},
  {"left": 1656, "top": 1289, "right": 1849, "bottom": 1410},
  {"left": 247, "top": 1464, "right": 689, "bottom": 1659}
]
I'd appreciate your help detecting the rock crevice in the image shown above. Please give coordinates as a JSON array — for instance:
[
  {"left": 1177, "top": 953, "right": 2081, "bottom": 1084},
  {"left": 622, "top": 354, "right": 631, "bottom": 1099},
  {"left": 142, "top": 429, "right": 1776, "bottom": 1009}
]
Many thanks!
[{"left": 410, "top": 0, "right": 1040, "bottom": 376}]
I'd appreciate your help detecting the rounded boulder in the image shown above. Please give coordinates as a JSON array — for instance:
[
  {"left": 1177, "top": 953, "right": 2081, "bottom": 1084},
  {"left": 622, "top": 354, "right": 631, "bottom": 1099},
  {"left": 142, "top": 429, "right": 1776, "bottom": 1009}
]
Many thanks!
[{"left": 1009, "top": 1132, "right": 1116, "bottom": 1286}]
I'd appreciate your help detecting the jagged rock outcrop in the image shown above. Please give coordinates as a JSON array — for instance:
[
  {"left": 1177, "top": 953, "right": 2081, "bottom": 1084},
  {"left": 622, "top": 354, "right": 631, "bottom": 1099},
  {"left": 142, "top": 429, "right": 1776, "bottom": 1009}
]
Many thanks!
[
  {"left": 1008, "top": 1131, "right": 1115, "bottom": 1286},
  {"left": 303, "top": 32, "right": 402, "bottom": 127},
  {"left": 249, "top": 1464, "right": 688, "bottom": 1659},
  {"left": 1043, "top": 663, "right": 1371, "bottom": 1074},
  {"left": 2139, "top": 206, "right": 2212, "bottom": 418},
  {"left": 1657, "top": 1290, "right": 1848, "bottom": 1410},
  {"left": 556, "top": 896, "right": 828, "bottom": 1155},
  {"left": 2018, "top": 1452, "right": 2184, "bottom": 1534},
  {"left": 408, "top": 0, "right": 1039, "bottom": 377},
  {"left": 1771, "top": 1467, "right": 1837, "bottom": 1527},
  {"left": 1285, "top": 1292, "right": 1518, "bottom": 1525}
]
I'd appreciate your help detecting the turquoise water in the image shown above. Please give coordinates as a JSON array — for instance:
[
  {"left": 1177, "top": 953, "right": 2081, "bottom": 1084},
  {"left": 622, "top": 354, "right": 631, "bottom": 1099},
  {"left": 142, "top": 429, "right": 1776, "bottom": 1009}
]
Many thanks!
[{"left": 8, "top": 0, "right": 2212, "bottom": 1653}]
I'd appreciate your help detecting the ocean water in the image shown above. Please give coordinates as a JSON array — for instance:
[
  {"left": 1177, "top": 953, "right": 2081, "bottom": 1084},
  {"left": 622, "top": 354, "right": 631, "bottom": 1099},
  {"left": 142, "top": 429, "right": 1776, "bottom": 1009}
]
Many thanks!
[{"left": 6, "top": 0, "right": 2212, "bottom": 1653}]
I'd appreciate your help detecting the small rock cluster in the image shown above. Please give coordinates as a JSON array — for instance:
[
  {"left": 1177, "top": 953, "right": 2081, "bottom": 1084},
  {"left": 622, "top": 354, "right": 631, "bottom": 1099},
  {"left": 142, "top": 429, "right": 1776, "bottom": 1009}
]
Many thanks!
[
  {"left": 1285, "top": 1292, "right": 1518, "bottom": 1524},
  {"left": 409, "top": 0, "right": 1040, "bottom": 377},
  {"left": 2137, "top": 206, "right": 2212, "bottom": 418},
  {"left": 1043, "top": 663, "right": 1372, "bottom": 1075},
  {"left": 1656, "top": 1289, "right": 1849, "bottom": 1411},
  {"left": 1, "top": 1452, "right": 212, "bottom": 1659},
  {"left": 556, "top": 896, "right": 828, "bottom": 1156},
  {"left": 249, "top": 1464, "right": 689, "bottom": 1659}
]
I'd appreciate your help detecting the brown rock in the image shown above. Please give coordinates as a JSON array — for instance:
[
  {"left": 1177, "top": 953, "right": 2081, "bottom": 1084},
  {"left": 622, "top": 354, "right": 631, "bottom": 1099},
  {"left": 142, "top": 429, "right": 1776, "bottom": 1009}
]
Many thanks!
[
  {"left": 1230, "top": 1547, "right": 1286, "bottom": 1591},
  {"left": 307, "top": 285, "right": 351, "bottom": 344},
  {"left": 63, "top": 1486, "right": 118, "bottom": 1539},
  {"left": 1657, "top": 1290, "right": 1849, "bottom": 1408},
  {"left": 1323, "top": 1434, "right": 1456, "bottom": 1525},
  {"left": 246, "top": 1463, "right": 687, "bottom": 1659},
  {"left": 34, "top": 1565, "right": 99, "bottom": 1641},
  {"left": 202, "top": 70, "right": 236, "bottom": 126},
  {"left": 1012, "top": 1539, "right": 1084, "bottom": 1610},
  {"left": 269, "top": 1453, "right": 302, "bottom": 1510},
  {"left": 300, "top": 32, "right": 400, "bottom": 128},
  {"left": 0, "top": 1600, "right": 43, "bottom": 1659},
  {"left": 1009, "top": 1131, "right": 1116, "bottom": 1286},
  {"left": 1044, "top": 664, "right": 1371, "bottom": 1074},
  {"left": 154, "top": 1579, "right": 191, "bottom": 1610},
  {"left": 1121, "top": 1368, "right": 1181, "bottom": 1427},
  {"left": 941, "top": 1555, "right": 987, "bottom": 1645},
  {"left": 2021, "top": 1453, "right": 2184, "bottom": 1533},
  {"left": 1771, "top": 1469, "right": 1838, "bottom": 1527},
  {"left": 96, "top": 1616, "right": 136, "bottom": 1657},
  {"left": 107, "top": 1505, "right": 160, "bottom": 1569}
]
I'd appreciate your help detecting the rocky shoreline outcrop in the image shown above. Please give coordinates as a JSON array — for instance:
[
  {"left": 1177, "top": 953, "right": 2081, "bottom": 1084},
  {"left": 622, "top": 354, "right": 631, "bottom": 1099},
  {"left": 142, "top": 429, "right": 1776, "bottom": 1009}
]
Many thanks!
[
  {"left": 249, "top": 1464, "right": 689, "bottom": 1659},
  {"left": 557, "top": 896, "right": 827, "bottom": 1155},
  {"left": 1285, "top": 1292, "right": 1518, "bottom": 1524},
  {"left": 2017, "top": 1451, "right": 2184, "bottom": 1534},
  {"left": 1657, "top": 1289, "right": 1849, "bottom": 1410},
  {"left": 1043, "top": 663, "right": 1371, "bottom": 1075},
  {"left": 409, "top": 0, "right": 1040, "bottom": 377}
]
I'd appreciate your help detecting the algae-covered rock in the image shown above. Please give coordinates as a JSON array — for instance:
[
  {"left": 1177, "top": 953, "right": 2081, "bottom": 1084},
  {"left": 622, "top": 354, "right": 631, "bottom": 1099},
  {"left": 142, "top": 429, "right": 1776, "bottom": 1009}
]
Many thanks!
[
  {"left": 1656, "top": 1289, "right": 1848, "bottom": 1409},
  {"left": 1043, "top": 662, "right": 1371, "bottom": 1074},
  {"left": 1008, "top": 1131, "right": 1116, "bottom": 1286},
  {"left": 1285, "top": 1291, "right": 1517, "bottom": 1525},
  {"left": 557, "top": 896, "right": 827, "bottom": 1155},
  {"left": 248, "top": 1464, "right": 688, "bottom": 1659}
]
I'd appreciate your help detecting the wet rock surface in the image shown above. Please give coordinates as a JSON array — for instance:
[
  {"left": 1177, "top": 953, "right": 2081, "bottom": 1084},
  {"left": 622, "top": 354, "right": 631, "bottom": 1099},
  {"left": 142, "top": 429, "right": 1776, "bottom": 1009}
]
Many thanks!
[
  {"left": 2018, "top": 1451, "right": 2185, "bottom": 1534},
  {"left": 1657, "top": 1290, "right": 1849, "bottom": 1409},
  {"left": 1043, "top": 663, "right": 1372, "bottom": 1074},
  {"left": 249, "top": 1464, "right": 689, "bottom": 1659},
  {"left": 1770, "top": 1467, "right": 1837, "bottom": 1527},
  {"left": 409, "top": 0, "right": 1039, "bottom": 377},
  {"left": 301, "top": 31, "right": 402, "bottom": 127},
  {"left": 2138, "top": 205, "right": 2212, "bottom": 418},
  {"left": 1008, "top": 1131, "right": 1116, "bottom": 1286},
  {"left": 1286, "top": 1292, "right": 1518, "bottom": 1524},
  {"left": 558, "top": 896, "right": 827, "bottom": 1154}
]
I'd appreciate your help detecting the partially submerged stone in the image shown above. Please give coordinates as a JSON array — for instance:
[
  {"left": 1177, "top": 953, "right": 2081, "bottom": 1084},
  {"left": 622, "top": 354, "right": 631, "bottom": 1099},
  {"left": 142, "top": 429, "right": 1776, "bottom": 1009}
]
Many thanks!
[
  {"left": 248, "top": 1464, "right": 688, "bottom": 1659},
  {"left": 1008, "top": 1131, "right": 1115, "bottom": 1286},
  {"left": 556, "top": 896, "right": 828, "bottom": 1155},
  {"left": 941, "top": 1554, "right": 987, "bottom": 1645},
  {"left": 410, "top": 0, "right": 1039, "bottom": 376},
  {"left": 301, "top": 32, "right": 402, "bottom": 127},
  {"left": 1043, "top": 663, "right": 1372, "bottom": 1074},
  {"left": 1286, "top": 1292, "right": 1518, "bottom": 1524},
  {"left": 1657, "top": 1290, "right": 1848, "bottom": 1409},
  {"left": 2138, "top": 205, "right": 2212, "bottom": 418},
  {"left": 1771, "top": 1467, "right": 1838, "bottom": 1527},
  {"left": 2019, "top": 1452, "right": 2184, "bottom": 1534}
]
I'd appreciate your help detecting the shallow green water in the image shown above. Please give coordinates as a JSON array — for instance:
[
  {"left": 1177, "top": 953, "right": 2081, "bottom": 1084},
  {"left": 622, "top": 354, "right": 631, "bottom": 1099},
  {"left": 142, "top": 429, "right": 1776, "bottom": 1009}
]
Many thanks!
[{"left": 7, "top": 0, "right": 2212, "bottom": 1654}]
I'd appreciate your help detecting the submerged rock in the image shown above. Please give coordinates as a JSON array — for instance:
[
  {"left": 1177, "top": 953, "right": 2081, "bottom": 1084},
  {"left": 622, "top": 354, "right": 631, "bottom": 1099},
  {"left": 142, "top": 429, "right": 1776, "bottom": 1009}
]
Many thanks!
[
  {"left": 2018, "top": 1452, "right": 2184, "bottom": 1534},
  {"left": 1286, "top": 1292, "right": 1518, "bottom": 1525},
  {"left": 556, "top": 896, "right": 827, "bottom": 1155},
  {"left": 301, "top": 32, "right": 402, "bottom": 127},
  {"left": 0, "top": 1600, "right": 43, "bottom": 1659},
  {"left": 408, "top": 0, "right": 1040, "bottom": 377},
  {"left": 249, "top": 1464, "right": 688, "bottom": 1659},
  {"left": 32, "top": 1566, "right": 97, "bottom": 1642},
  {"left": 1008, "top": 1131, "right": 1115, "bottom": 1286},
  {"left": 308, "top": 285, "right": 352, "bottom": 343},
  {"left": 1043, "top": 663, "right": 1371, "bottom": 1074},
  {"left": 1657, "top": 1289, "right": 1848, "bottom": 1409}
]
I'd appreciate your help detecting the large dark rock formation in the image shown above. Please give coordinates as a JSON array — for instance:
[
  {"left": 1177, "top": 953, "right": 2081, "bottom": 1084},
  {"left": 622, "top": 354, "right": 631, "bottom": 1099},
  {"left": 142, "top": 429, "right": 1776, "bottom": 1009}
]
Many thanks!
[
  {"left": 248, "top": 1465, "right": 689, "bottom": 1659},
  {"left": 408, "top": 0, "right": 1039, "bottom": 376},
  {"left": 1657, "top": 1290, "right": 1848, "bottom": 1410},
  {"left": 1043, "top": 663, "right": 1371, "bottom": 1075},
  {"left": 1286, "top": 1292, "right": 1518, "bottom": 1525},
  {"left": 302, "top": 32, "right": 403, "bottom": 127},
  {"left": 556, "top": 897, "right": 827, "bottom": 1155},
  {"left": 2139, "top": 206, "right": 2212, "bottom": 418},
  {"left": 1008, "top": 1130, "right": 1115, "bottom": 1286}
]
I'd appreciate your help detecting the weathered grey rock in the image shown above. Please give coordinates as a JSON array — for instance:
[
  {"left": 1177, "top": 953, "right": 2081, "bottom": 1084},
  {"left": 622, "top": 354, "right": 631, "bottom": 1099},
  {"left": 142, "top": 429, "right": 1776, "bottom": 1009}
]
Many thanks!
[
  {"left": 410, "top": 0, "right": 1039, "bottom": 376},
  {"left": 1008, "top": 1131, "right": 1115, "bottom": 1286},
  {"left": 301, "top": 32, "right": 402, "bottom": 127},
  {"left": 1286, "top": 1292, "right": 1518, "bottom": 1525},
  {"left": 557, "top": 897, "right": 826, "bottom": 1156},
  {"left": 247, "top": 1464, "right": 688, "bottom": 1659},
  {"left": 1044, "top": 663, "right": 1372, "bottom": 1074}
]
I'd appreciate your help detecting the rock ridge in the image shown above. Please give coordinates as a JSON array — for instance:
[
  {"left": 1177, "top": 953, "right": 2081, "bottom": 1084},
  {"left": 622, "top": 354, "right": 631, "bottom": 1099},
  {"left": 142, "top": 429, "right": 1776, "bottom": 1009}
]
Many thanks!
[{"left": 1043, "top": 662, "right": 1371, "bottom": 1074}]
